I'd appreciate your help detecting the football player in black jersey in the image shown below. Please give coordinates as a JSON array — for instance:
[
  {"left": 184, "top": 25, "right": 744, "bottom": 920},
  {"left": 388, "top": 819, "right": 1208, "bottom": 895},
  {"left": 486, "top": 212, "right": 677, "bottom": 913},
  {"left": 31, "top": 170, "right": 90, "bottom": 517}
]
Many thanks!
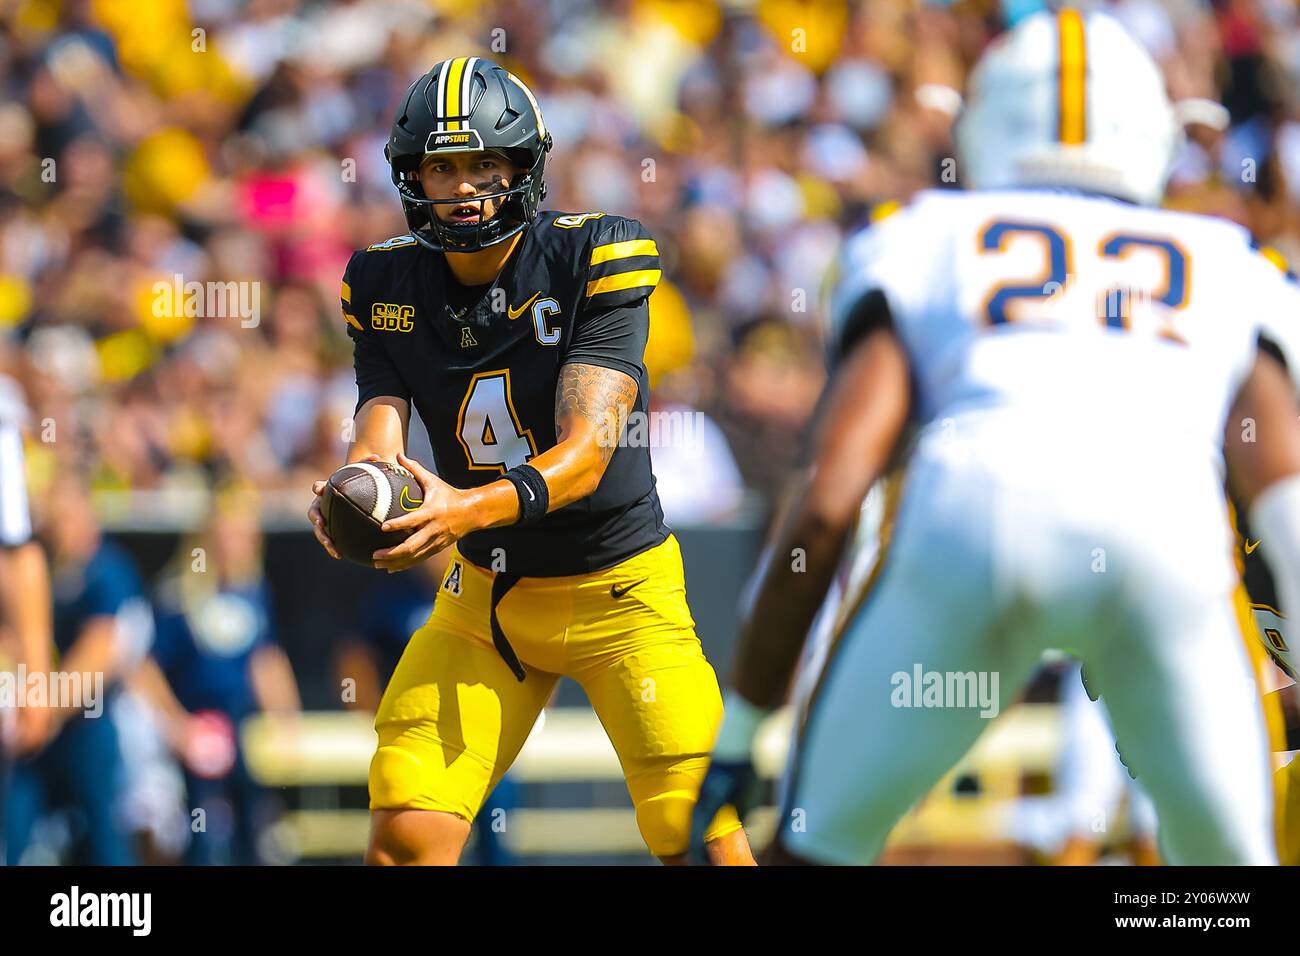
[{"left": 307, "top": 57, "right": 753, "bottom": 865}]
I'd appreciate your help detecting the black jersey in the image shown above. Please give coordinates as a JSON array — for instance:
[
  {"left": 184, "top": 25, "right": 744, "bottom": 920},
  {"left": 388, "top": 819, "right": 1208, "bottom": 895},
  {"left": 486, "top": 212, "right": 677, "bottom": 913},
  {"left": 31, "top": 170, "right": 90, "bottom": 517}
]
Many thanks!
[{"left": 341, "top": 211, "right": 668, "bottom": 577}]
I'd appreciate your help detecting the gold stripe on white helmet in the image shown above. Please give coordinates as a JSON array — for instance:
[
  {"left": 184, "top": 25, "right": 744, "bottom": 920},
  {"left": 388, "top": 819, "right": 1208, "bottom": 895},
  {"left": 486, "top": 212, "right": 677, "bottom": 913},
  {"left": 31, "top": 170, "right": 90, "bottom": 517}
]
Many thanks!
[{"left": 954, "top": 8, "right": 1181, "bottom": 206}]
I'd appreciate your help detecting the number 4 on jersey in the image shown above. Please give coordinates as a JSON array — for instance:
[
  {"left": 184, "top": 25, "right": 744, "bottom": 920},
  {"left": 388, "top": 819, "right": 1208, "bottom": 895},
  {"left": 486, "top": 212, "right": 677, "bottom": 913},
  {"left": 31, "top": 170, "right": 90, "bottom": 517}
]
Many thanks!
[{"left": 456, "top": 370, "right": 539, "bottom": 473}]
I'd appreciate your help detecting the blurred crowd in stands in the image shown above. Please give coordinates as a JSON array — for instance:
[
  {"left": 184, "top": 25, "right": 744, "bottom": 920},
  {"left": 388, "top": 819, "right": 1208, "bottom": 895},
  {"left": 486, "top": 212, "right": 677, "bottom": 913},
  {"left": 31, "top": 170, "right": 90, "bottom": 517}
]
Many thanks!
[
  {"left": 1, "top": 0, "right": 1299, "bottom": 864},
  {"left": 0, "top": 0, "right": 1291, "bottom": 525}
]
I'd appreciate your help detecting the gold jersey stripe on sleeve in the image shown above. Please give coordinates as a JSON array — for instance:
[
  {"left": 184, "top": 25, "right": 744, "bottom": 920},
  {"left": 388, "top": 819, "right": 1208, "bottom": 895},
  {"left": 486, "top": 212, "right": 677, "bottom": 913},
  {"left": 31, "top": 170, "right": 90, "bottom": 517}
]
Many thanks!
[
  {"left": 1057, "top": 8, "right": 1087, "bottom": 145},
  {"left": 341, "top": 279, "right": 352, "bottom": 304},
  {"left": 343, "top": 310, "right": 363, "bottom": 331},
  {"left": 586, "top": 269, "right": 662, "bottom": 298},
  {"left": 590, "top": 238, "right": 659, "bottom": 266}
]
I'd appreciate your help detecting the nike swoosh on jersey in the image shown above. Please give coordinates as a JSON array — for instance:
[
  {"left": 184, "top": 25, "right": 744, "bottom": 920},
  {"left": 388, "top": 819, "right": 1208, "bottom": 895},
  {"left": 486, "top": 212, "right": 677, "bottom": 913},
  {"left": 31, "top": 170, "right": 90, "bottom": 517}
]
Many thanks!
[
  {"left": 1245, "top": 539, "right": 1261, "bottom": 554},
  {"left": 610, "top": 577, "right": 647, "bottom": 599},
  {"left": 507, "top": 291, "right": 541, "bottom": 320},
  {"left": 399, "top": 486, "right": 424, "bottom": 512}
]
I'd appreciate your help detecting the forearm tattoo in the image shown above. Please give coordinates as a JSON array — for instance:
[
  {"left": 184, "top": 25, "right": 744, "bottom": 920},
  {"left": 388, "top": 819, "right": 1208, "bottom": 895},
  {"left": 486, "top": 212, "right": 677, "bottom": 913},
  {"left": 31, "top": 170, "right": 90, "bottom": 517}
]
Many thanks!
[{"left": 556, "top": 363, "right": 638, "bottom": 464}]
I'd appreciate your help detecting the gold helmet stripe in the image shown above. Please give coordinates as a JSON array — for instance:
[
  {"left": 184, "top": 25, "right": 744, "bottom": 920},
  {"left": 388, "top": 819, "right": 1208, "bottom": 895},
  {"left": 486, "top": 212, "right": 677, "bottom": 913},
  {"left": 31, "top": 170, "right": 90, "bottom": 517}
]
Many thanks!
[
  {"left": 1058, "top": 8, "right": 1087, "bottom": 145},
  {"left": 443, "top": 57, "right": 469, "bottom": 132}
]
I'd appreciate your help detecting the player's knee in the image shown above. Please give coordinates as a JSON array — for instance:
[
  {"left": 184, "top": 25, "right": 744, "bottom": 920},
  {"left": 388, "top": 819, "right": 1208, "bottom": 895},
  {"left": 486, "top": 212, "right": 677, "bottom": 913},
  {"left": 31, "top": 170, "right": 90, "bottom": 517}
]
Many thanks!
[
  {"left": 369, "top": 742, "right": 428, "bottom": 809},
  {"left": 628, "top": 755, "right": 741, "bottom": 858},
  {"left": 367, "top": 808, "right": 471, "bottom": 866},
  {"left": 364, "top": 836, "right": 405, "bottom": 866},
  {"left": 366, "top": 826, "right": 429, "bottom": 866},
  {"left": 366, "top": 811, "right": 420, "bottom": 866},
  {"left": 635, "top": 787, "right": 696, "bottom": 857}
]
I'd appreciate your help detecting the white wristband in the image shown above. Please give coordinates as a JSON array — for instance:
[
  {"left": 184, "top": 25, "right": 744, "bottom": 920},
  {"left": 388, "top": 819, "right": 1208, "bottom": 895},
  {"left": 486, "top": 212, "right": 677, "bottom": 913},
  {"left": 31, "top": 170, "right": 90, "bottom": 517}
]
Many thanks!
[
  {"left": 1249, "top": 473, "right": 1300, "bottom": 638},
  {"left": 712, "top": 690, "right": 770, "bottom": 762}
]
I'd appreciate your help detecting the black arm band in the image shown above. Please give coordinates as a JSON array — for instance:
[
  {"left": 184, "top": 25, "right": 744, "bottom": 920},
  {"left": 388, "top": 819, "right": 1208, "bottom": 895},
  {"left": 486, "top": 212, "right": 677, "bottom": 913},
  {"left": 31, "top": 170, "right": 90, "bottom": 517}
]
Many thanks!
[{"left": 503, "top": 464, "right": 550, "bottom": 525}]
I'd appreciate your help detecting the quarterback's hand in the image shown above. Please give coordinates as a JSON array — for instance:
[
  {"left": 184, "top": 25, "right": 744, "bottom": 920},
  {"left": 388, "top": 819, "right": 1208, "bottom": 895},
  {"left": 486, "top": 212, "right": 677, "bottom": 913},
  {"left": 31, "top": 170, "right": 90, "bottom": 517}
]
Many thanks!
[
  {"left": 308, "top": 451, "right": 379, "bottom": 561},
  {"left": 687, "top": 757, "right": 762, "bottom": 865},
  {"left": 372, "top": 453, "right": 464, "bottom": 572}
]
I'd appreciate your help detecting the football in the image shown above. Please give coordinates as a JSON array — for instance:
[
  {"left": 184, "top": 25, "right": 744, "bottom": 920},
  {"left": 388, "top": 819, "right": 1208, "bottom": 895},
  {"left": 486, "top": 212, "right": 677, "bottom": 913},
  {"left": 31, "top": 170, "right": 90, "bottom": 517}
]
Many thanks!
[{"left": 320, "top": 460, "right": 424, "bottom": 566}]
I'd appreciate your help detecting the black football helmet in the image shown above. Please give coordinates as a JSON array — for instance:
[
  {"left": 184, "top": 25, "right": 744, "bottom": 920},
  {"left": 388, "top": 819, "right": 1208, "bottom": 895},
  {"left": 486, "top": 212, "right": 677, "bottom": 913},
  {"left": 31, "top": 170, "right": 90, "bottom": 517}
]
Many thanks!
[{"left": 385, "top": 57, "right": 552, "bottom": 253}]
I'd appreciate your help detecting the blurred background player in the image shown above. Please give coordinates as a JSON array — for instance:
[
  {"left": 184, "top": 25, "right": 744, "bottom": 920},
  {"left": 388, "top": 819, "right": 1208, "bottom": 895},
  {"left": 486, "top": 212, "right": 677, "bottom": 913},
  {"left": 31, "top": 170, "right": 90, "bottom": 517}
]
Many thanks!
[
  {"left": 6, "top": 471, "right": 150, "bottom": 865},
  {"left": 334, "top": 554, "right": 448, "bottom": 716},
  {"left": 136, "top": 486, "right": 300, "bottom": 865},
  {"left": 0, "top": 371, "right": 53, "bottom": 864},
  {"left": 693, "top": 7, "right": 1300, "bottom": 865}
]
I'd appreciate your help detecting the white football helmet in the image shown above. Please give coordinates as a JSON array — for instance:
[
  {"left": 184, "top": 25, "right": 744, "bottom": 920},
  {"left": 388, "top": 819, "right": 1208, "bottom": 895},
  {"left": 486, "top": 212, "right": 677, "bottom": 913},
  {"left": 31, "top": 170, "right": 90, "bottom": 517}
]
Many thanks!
[{"left": 954, "top": 8, "right": 1182, "bottom": 206}]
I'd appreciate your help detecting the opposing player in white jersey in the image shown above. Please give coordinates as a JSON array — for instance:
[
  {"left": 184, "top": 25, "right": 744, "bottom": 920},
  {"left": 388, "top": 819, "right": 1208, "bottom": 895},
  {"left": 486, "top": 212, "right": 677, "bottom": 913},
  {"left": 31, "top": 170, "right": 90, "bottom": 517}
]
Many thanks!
[{"left": 690, "top": 8, "right": 1300, "bottom": 865}]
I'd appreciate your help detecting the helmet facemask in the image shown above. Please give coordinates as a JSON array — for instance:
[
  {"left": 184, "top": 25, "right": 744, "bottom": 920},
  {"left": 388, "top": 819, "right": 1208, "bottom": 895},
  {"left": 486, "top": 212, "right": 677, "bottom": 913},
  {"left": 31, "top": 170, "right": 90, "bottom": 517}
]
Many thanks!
[
  {"left": 389, "top": 141, "right": 550, "bottom": 254},
  {"left": 385, "top": 58, "right": 552, "bottom": 253}
]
